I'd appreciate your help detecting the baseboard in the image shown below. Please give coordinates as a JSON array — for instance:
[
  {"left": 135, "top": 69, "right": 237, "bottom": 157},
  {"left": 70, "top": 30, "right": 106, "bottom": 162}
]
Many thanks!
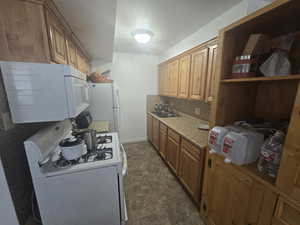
[{"left": 120, "top": 137, "right": 147, "bottom": 144}]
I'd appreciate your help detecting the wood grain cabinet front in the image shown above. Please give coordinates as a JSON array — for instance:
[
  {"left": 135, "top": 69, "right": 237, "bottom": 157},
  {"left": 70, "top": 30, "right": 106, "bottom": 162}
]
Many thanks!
[
  {"left": 201, "top": 154, "right": 278, "bottom": 225},
  {"left": 178, "top": 139, "right": 205, "bottom": 204},
  {"left": 168, "top": 60, "right": 179, "bottom": 97},
  {"left": 178, "top": 55, "right": 191, "bottom": 98},
  {"left": 46, "top": 9, "right": 68, "bottom": 64},
  {"left": 205, "top": 43, "right": 218, "bottom": 102},
  {"left": 152, "top": 117, "right": 160, "bottom": 150},
  {"left": 66, "top": 38, "right": 78, "bottom": 68},
  {"left": 272, "top": 197, "right": 300, "bottom": 225},
  {"left": 147, "top": 114, "right": 153, "bottom": 144},
  {"left": 166, "top": 129, "right": 181, "bottom": 174},
  {"left": 159, "top": 123, "right": 167, "bottom": 159},
  {"left": 189, "top": 47, "right": 209, "bottom": 101}
]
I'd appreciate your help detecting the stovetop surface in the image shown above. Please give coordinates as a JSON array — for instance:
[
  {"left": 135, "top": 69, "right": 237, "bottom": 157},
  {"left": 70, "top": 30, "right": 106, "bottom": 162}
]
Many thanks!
[{"left": 40, "top": 132, "right": 121, "bottom": 176}]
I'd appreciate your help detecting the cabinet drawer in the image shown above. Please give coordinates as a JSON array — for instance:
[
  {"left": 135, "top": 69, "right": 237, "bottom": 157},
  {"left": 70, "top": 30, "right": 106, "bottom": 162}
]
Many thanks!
[
  {"left": 273, "top": 197, "right": 300, "bottom": 225},
  {"left": 160, "top": 123, "right": 167, "bottom": 134},
  {"left": 168, "top": 129, "right": 180, "bottom": 143},
  {"left": 182, "top": 138, "right": 202, "bottom": 160}
]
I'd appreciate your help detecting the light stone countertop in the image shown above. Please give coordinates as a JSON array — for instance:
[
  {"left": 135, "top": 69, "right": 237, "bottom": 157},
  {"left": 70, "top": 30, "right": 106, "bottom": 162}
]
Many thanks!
[
  {"left": 148, "top": 112, "right": 209, "bottom": 148},
  {"left": 89, "top": 121, "right": 110, "bottom": 133}
]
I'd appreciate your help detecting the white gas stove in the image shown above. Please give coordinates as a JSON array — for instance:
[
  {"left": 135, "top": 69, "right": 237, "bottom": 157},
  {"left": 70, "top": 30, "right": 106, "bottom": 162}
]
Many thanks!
[{"left": 24, "top": 120, "right": 128, "bottom": 225}]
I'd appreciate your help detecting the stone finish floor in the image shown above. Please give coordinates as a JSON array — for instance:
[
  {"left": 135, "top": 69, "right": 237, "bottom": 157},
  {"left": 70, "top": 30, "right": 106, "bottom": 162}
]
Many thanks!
[{"left": 123, "top": 141, "right": 205, "bottom": 225}]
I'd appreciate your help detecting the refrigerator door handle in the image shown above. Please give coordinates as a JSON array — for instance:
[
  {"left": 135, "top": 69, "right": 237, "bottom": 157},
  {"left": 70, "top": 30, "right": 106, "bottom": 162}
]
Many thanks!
[{"left": 121, "top": 144, "right": 127, "bottom": 176}]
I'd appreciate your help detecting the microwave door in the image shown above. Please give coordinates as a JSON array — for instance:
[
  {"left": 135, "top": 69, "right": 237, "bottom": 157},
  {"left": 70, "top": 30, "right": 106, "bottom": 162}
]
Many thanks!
[{"left": 65, "top": 77, "right": 89, "bottom": 118}]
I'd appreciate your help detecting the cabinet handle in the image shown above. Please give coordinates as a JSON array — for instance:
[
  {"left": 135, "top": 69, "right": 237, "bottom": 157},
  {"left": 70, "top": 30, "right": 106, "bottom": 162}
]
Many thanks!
[
  {"left": 208, "top": 159, "right": 212, "bottom": 168},
  {"left": 203, "top": 203, "right": 207, "bottom": 211}
]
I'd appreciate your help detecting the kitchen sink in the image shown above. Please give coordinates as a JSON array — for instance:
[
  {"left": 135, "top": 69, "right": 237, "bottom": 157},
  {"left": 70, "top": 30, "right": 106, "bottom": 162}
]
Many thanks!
[{"left": 151, "top": 111, "right": 177, "bottom": 118}]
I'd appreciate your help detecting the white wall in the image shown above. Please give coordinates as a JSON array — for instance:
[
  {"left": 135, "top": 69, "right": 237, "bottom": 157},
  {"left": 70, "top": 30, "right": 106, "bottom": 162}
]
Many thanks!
[
  {"left": 159, "top": 0, "right": 273, "bottom": 63},
  {"left": 111, "top": 52, "right": 158, "bottom": 143},
  {"left": 159, "top": 0, "right": 248, "bottom": 62}
]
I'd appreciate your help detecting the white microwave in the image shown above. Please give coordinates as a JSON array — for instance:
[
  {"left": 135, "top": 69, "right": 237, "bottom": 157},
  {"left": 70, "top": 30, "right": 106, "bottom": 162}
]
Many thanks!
[{"left": 0, "top": 62, "right": 89, "bottom": 123}]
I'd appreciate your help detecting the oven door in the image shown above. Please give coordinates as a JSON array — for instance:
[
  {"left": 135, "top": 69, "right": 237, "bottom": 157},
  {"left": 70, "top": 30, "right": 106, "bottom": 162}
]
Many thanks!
[
  {"left": 119, "top": 144, "right": 128, "bottom": 224},
  {"left": 65, "top": 76, "right": 89, "bottom": 118}
]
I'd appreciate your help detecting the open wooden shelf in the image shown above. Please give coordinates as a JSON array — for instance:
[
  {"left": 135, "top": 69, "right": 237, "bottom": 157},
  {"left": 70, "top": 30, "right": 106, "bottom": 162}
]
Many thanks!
[{"left": 221, "top": 74, "right": 300, "bottom": 83}]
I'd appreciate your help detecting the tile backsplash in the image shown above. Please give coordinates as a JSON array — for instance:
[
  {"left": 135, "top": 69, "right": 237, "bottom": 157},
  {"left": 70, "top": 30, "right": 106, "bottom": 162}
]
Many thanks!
[{"left": 147, "top": 95, "right": 211, "bottom": 121}]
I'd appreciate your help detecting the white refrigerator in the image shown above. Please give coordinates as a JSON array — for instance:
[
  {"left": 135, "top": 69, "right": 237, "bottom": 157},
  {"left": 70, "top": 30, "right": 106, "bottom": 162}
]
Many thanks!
[{"left": 88, "top": 83, "right": 121, "bottom": 132}]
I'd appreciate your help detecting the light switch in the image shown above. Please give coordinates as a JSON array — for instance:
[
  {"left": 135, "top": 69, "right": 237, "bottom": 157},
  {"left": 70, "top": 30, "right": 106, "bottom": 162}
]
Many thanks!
[{"left": 195, "top": 107, "right": 201, "bottom": 115}]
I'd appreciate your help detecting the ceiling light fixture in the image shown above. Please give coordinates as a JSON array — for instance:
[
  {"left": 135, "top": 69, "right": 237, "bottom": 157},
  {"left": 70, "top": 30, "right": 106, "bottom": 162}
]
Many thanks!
[{"left": 133, "top": 29, "right": 153, "bottom": 44}]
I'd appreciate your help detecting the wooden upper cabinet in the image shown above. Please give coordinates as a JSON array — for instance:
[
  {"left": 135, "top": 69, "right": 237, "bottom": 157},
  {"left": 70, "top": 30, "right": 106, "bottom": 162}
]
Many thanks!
[
  {"left": 163, "top": 64, "right": 170, "bottom": 96},
  {"left": 77, "top": 51, "right": 86, "bottom": 73},
  {"left": 66, "top": 38, "right": 78, "bottom": 68},
  {"left": 189, "top": 48, "right": 208, "bottom": 100},
  {"left": 46, "top": 10, "right": 68, "bottom": 64},
  {"left": 0, "top": 0, "right": 50, "bottom": 62},
  {"left": 178, "top": 55, "right": 191, "bottom": 98},
  {"left": 168, "top": 60, "right": 179, "bottom": 97},
  {"left": 205, "top": 43, "right": 218, "bottom": 102}
]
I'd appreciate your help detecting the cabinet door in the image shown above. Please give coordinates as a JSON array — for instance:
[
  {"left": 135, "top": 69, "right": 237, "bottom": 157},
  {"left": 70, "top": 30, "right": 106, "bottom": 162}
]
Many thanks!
[
  {"left": 272, "top": 197, "right": 300, "bottom": 225},
  {"left": 46, "top": 10, "right": 68, "bottom": 64},
  {"left": 77, "top": 51, "right": 85, "bottom": 73},
  {"left": 66, "top": 38, "right": 78, "bottom": 68},
  {"left": 202, "top": 154, "right": 277, "bottom": 225},
  {"left": 179, "top": 148, "right": 201, "bottom": 202},
  {"left": 166, "top": 136, "right": 180, "bottom": 174},
  {"left": 83, "top": 59, "right": 90, "bottom": 75},
  {"left": 205, "top": 43, "right": 218, "bottom": 102},
  {"left": 147, "top": 115, "right": 153, "bottom": 143},
  {"left": 152, "top": 118, "right": 160, "bottom": 150},
  {"left": 178, "top": 55, "right": 191, "bottom": 98},
  {"left": 159, "top": 131, "right": 167, "bottom": 159},
  {"left": 0, "top": 0, "right": 50, "bottom": 62},
  {"left": 168, "top": 60, "right": 179, "bottom": 97},
  {"left": 189, "top": 48, "right": 208, "bottom": 100},
  {"left": 277, "top": 83, "right": 300, "bottom": 202}
]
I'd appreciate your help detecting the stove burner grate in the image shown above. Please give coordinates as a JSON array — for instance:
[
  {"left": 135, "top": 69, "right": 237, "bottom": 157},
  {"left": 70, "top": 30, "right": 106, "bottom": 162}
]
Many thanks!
[
  {"left": 97, "top": 135, "right": 112, "bottom": 144},
  {"left": 53, "top": 147, "right": 113, "bottom": 168}
]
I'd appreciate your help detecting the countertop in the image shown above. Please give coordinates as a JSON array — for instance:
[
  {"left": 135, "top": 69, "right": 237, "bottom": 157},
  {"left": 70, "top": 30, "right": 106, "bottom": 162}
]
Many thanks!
[
  {"left": 89, "top": 121, "right": 110, "bottom": 133},
  {"left": 148, "top": 112, "right": 209, "bottom": 148}
]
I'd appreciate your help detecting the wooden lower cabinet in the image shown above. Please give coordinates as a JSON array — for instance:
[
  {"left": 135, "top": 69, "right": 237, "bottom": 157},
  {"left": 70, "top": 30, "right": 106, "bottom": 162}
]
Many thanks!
[
  {"left": 159, "top": 123, "right": 167, "bottom": 159},
  {"left": 147, "top": 114, "right": 153, "bottom": 143},
  {"left": 178, "top": 139, "right": 205, "bottom": 204},
  {"left": 272, "top": 197, "right": 300, "bottom": 225},
  {"left": 201, "top": 154, "right": 278, "bottom": 225},
  {"left": 152, "top": 117, "right": 160, "bottom": 150},
  {"left": 166, "top": 130, "right": 181, "bottom": 174}
]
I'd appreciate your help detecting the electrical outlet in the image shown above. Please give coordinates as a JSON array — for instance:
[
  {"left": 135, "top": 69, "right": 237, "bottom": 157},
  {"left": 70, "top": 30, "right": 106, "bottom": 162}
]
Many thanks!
[
  {"left": 1, "top": 112, "right": 15, "bottom": 131},
  {"left": 195, "top": 107, "right": 201, "bottom": 115}
]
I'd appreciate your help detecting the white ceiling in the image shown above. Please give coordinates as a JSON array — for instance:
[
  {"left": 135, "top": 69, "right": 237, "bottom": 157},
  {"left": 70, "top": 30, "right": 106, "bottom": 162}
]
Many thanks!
[
  {"left": 54, "top": 0, "right": 241, "bottom": 63},
  {"left": 114, "top": 0, "right": 242, "bottom": 55}
]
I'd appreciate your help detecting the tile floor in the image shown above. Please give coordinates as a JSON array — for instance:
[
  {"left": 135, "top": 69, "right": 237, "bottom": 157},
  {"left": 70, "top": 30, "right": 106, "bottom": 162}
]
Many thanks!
[{"left": 123, "top": 141, "right": 205, "bottom": 225}]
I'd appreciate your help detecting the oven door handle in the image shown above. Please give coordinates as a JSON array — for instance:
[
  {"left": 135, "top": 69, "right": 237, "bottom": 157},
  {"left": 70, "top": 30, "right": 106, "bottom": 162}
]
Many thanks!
[{"left": 121, "top": 144, "right": 128, "bottom": 176}]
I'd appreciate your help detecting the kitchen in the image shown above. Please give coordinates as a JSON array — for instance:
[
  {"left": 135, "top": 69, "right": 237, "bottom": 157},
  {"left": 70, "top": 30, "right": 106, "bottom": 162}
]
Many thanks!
[{"left": 1, "top": 0, "right": 300, "bottom": 225}]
